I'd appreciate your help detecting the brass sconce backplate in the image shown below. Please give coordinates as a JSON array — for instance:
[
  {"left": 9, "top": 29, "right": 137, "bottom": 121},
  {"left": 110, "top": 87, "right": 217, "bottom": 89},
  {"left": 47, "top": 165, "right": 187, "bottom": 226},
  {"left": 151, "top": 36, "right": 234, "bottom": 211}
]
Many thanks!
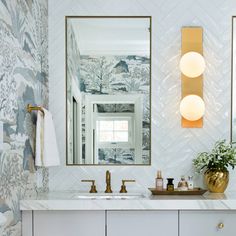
[{"left": 181, "top": 27, "right": 203, "bottom": 128}]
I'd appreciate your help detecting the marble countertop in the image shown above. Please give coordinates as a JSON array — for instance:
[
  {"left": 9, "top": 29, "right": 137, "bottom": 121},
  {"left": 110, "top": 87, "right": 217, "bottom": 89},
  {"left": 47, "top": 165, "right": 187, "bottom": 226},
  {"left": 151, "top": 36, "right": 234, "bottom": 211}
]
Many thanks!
[{"left": 20, "top": 191, "right": 236, "bottom": 211}]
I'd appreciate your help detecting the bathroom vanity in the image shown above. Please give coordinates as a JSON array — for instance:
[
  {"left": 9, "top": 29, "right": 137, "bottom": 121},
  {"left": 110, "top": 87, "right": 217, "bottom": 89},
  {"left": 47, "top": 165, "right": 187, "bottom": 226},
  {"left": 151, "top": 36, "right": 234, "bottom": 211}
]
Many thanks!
[{"left": 21, "top": 192, "right": 236, "bottom": 236}]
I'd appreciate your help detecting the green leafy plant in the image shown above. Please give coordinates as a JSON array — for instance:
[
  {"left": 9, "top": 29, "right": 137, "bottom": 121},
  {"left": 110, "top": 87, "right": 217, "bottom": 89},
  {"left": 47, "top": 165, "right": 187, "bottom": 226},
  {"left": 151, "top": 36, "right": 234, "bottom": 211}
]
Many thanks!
[{"left": 193, "top": 140, "right": 236, "bottom": 173}]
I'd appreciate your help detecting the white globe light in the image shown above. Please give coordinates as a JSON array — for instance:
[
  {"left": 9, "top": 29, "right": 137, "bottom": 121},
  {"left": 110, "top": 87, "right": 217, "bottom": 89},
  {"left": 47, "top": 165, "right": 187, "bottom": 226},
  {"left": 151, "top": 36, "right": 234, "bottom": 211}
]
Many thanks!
[
  {"left": 179, "top": 51, "right": 206, "bottom": 78},
  {"left": 180, "top": 95, "right": 205, "bottom": 121}
]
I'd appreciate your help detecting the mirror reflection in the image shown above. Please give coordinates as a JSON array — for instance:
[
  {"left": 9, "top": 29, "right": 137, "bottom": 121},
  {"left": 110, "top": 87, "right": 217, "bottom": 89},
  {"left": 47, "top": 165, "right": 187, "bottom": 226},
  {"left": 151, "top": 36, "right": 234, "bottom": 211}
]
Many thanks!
[
  {"left": 66, "top": 17, "right": 151, "bottom": 165},
  {"left": 232, "top": 17, "right": 236, "bottom": 143},
  {"left": 231, "top": 16, "right": 236, "bottom": 144}
]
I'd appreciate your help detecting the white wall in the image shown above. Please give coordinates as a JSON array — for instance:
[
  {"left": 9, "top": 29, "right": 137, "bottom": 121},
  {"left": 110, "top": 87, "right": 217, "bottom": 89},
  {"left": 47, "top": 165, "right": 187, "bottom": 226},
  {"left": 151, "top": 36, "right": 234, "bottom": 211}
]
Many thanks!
[{"left": 49, "top": 0, "right": 236, "bottom": 193}]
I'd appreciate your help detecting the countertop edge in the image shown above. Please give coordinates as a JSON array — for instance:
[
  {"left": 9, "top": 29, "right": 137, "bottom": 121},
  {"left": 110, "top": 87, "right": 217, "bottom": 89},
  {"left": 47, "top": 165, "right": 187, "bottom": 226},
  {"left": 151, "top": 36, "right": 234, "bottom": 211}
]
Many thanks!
[{"left": 20, "top": 199, "right": 236, "bottom": 211}]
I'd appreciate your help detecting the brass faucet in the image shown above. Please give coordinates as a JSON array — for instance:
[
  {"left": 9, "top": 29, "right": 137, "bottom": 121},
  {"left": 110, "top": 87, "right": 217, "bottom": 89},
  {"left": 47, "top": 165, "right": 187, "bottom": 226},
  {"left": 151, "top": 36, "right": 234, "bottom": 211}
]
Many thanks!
[{"left": 105, "top": 170, "right": 113, "bottom": 193}]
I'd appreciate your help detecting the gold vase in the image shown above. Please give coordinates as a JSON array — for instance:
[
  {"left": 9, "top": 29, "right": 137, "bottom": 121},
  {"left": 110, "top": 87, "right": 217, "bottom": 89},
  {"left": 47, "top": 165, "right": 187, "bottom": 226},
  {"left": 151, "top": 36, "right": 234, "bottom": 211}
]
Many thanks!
[{"left": 204, "top": 169, "right": 229, "bottom": 193}]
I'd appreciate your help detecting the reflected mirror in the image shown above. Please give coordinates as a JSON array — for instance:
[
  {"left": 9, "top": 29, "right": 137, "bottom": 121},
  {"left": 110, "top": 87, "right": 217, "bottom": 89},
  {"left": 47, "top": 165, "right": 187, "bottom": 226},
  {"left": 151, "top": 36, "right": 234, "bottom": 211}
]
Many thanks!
[
  {"left": 66, "top": 16, "right": 151, "bottom": 165},
  {"left": 232, "top": 16, "right": 236, "bottom": 143}
]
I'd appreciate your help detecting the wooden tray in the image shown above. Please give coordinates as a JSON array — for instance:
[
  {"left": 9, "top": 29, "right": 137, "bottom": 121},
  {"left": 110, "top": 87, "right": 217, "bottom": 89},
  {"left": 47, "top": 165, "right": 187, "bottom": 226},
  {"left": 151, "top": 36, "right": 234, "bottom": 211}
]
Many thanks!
[{"left": 148, "top": 188, "right": 207, "bottom": 195}]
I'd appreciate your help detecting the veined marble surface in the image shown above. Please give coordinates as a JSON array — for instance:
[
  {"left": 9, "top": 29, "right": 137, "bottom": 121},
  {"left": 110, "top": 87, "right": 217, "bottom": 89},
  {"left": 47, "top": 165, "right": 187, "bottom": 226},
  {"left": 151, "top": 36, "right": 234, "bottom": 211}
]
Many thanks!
[{"left": 20, "top": 191, "right": 236, "bottom": 211}]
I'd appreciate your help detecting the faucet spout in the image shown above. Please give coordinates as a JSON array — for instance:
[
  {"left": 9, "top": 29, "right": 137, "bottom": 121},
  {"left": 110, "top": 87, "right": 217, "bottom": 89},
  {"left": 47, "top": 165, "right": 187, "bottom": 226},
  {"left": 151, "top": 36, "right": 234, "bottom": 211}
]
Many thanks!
[{"left": 105, "top": 170, "right": 113, "bottom": 193}]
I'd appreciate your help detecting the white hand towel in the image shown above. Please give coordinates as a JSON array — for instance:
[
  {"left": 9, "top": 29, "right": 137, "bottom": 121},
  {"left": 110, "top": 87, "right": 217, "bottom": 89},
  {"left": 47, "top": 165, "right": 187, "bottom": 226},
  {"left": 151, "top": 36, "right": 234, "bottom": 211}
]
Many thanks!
[
  {"left": 35, "top": 108, "right": 60, "bottom": 167},
  {"left": 35, "top": 110, "right": 44, "bottom": 166}
]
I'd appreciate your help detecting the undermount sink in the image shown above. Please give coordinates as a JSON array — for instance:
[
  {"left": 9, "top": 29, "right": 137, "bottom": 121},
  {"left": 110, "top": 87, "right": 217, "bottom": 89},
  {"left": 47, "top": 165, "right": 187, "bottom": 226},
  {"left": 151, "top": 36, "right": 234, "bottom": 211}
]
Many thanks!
[{"left": 73, "top": 193, "right": 146, "bottom": 200}]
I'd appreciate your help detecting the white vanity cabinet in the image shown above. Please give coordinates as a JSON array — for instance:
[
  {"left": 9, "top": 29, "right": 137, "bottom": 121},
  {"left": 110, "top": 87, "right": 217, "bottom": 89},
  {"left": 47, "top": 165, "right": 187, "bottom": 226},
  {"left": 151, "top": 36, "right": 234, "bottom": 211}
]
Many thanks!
[
  {"left": 179, "top": 211, "right": 236, "bottom": 236},
  {"left": 22, "top": 210, "right": 178, "bottom": 236},
  {"left": 23, "top": 211, "right": 105, "bottom": 236},
  {"left": 107, "top": 210, "right": 178, "bottom": 236},
  {"left": 22, "top": 210, "right": 236, "bottom": 236}
]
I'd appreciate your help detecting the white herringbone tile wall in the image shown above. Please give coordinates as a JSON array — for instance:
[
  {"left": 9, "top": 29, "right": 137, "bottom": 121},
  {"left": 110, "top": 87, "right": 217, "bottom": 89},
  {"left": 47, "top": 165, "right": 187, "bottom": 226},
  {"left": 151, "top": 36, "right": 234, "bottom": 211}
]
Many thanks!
[{"left": 49, "top": 0, "right": 236, "bottom": 193}]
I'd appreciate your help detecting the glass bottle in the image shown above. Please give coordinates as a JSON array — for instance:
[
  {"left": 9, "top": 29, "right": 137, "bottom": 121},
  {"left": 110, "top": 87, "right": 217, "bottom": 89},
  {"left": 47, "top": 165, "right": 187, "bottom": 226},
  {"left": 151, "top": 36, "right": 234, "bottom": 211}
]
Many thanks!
[{"left": 155, "top": 170, "right": 163, "bottom": 191}]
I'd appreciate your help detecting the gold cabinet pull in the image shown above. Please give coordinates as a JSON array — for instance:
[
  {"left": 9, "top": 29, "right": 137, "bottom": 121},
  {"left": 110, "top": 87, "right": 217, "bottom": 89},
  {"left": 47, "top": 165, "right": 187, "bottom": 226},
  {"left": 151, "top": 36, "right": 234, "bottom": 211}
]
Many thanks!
[
  {"left": 218, "top": 223, "right": 224, "bottom": 229},
  {"left": 81, "top": 180, "right": 97, "bottom": 193},
  {"left": 120, "top": 180, "right": 135, "bottom": 193}
]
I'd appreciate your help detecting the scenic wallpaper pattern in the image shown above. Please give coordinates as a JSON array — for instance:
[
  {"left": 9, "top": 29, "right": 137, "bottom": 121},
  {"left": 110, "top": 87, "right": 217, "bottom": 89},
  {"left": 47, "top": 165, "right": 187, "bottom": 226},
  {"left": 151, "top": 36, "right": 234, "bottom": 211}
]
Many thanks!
[{"left": 0, "top": 0, "right": 48, "bottom": 235}]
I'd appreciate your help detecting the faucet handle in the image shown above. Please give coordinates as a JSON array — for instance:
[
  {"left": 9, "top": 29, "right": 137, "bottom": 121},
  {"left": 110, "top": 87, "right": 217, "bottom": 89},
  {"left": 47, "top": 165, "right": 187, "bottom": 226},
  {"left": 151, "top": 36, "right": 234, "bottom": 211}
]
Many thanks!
[
  {"left": 120, "top": 180, "right": 135, "bottom": 193},
  {"left": 81, "top": 180, "right": 97, "bottom": 193}
]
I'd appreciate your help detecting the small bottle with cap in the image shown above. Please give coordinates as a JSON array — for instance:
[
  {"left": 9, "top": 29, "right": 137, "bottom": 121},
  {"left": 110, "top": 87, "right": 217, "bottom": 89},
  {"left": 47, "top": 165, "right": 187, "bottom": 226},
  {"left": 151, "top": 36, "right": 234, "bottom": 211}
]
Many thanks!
[
  {"left": 187, "top": 176, "right": 194, "bottom": 190},
  {"left": 155, "top": 170, "right": 163, "bottom": 191},
  {"left": 166, "top": 178, "right": 174, "bottom": 191}
]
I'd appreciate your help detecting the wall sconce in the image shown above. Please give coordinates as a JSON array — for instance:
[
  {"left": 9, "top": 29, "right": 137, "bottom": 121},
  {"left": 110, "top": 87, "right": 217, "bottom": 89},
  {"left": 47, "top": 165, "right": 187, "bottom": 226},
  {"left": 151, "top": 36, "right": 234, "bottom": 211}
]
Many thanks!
[{"left": 180, "top": 27, "right": 205, "bottom": 128}]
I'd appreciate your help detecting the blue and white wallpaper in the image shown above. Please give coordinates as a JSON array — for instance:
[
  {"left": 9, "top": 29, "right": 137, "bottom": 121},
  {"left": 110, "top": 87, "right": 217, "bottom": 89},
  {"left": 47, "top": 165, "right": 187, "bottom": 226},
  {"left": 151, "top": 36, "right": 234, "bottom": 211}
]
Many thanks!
[{"left": 0, "top": 0, "right": 48, "bottom": 235}]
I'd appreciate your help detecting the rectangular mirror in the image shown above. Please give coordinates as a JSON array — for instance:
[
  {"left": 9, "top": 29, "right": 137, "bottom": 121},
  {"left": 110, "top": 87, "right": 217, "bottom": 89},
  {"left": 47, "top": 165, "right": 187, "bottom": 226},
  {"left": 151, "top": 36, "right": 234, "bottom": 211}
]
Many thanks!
[
  {"left": 66, "top": 16, "right": 151, "bottom": 165},
  {"left": 232, "top": 16, "right": 236, "bottom": 143}
]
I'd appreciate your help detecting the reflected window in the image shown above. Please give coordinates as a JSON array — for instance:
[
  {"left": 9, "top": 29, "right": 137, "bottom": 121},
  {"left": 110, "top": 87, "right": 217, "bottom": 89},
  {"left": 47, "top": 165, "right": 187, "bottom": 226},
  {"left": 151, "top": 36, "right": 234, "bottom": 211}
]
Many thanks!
[
  {"left": 97, "top": 120, "right": 129, "bottom": 143},
  {"left": 96, "top": 116, "right": 134, "bottom": 148}
]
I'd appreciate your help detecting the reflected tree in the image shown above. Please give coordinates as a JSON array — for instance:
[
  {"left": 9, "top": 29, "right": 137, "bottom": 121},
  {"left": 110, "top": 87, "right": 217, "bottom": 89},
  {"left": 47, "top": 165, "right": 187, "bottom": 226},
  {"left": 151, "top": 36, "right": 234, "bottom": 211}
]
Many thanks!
[
  {"left": 124, "top": 67, "right": 149, "bottom": 92},
  {"left": 81, "top": 57, "right": 113, "bottom": 94}
]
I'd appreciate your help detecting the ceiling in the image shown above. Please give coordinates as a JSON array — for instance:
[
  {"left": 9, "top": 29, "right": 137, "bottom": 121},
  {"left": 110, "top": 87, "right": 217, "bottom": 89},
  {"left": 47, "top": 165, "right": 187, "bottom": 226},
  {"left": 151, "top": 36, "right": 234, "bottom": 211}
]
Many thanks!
[{"left": 69, "top": 17, "right": 150, "bottom": 55}]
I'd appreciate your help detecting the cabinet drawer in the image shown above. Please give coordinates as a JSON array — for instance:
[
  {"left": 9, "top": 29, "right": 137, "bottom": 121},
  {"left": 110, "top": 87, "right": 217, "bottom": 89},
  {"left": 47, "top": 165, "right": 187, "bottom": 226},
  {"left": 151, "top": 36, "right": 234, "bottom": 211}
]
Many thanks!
[
  {"left": 107, "top": 210, "right": 178, "bottom": 236},
  {"left": 34, "top": 211, "right": 105, "bottom": 236},
  {"left": 180, "top": 211, "right": 236, "bottom": 236}
]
